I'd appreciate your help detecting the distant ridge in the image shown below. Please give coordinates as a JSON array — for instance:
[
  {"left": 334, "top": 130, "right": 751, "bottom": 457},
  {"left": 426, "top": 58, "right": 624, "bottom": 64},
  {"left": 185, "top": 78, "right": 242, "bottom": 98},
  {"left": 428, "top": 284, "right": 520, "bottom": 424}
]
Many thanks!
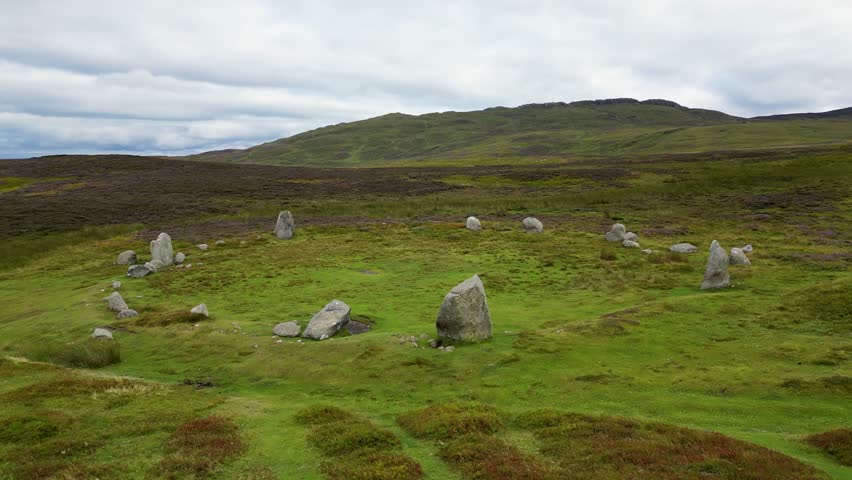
[{"left": 752, "top": 106, "right": 852, "bottom": 121}]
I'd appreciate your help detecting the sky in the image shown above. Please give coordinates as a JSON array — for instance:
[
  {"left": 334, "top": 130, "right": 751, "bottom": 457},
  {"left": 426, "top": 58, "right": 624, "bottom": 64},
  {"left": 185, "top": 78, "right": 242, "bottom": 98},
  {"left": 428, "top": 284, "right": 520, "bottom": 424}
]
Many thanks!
[{"left": 1, "top": 0, "right": 851, "bottom": 158}]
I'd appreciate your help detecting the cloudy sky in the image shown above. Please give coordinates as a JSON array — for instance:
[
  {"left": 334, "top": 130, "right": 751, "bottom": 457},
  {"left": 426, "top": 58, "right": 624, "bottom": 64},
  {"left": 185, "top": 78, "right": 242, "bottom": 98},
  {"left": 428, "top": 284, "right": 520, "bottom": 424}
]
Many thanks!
[{"left": 2, "top": 0, "right": 851, "bottom": 158}]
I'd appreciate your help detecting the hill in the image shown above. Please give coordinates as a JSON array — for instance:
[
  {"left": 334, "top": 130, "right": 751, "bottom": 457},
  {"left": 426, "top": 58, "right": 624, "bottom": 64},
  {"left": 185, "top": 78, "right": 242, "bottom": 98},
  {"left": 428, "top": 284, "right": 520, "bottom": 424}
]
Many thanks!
[{"left": 187, "top": 98, "right": 852, "bottom": 166}]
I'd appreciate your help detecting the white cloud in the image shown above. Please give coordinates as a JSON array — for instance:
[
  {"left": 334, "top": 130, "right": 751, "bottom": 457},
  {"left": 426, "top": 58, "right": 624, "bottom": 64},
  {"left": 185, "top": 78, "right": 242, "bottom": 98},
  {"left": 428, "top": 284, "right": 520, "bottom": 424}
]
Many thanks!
[{"left": 1, "top": 0, "right": 851, "bottom": 157}]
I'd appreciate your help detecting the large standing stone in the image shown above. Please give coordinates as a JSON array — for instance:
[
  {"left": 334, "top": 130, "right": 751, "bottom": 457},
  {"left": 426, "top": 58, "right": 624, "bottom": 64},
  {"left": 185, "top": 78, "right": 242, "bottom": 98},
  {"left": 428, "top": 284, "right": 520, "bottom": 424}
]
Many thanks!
[
  {"left": 522, "top": 217, "right": 543, "bottom": 234},
  {"left": 106, "top": 292, "right": 128, "bottom": 312},
  {"left": 190, "top": 304, "right": 209, "bottom": 317},
  {"left": 150, "top": 233, "right": 174, "bottom": 267},
  {"left": 436, "top": 275, "right": 492, "bottom": 342},
  {"left": 92, "top": 328, "right": 113, "bottom": 340},
  {"left": 670, "top": 243, "right": 698, "bottom": 254},
  {"left": 273, "top": 321, "right": 300, "bottom": 337},
  {"left": 127, "top": 264, "right": 153, "bottom": 278},
  {"left": 466, "top": 216, "right": 481, "bottom": 231},
  {"left": 302, "top": 300, "right": 351, "bottom": 340},
  {"left": 116, "top": 250, "right": 137, "bottom": 265},
  {"left": 729, "top": 247, "right": 751, "bottom": 266},
  {"left": 701, "top": 240, "right": 731, "bottom": 290},
  {"left": 604, "top": 224, "right": 626, "bottom": 242},
  {"left": 274, "top": 211, "right": 295, "bottom": 239}
]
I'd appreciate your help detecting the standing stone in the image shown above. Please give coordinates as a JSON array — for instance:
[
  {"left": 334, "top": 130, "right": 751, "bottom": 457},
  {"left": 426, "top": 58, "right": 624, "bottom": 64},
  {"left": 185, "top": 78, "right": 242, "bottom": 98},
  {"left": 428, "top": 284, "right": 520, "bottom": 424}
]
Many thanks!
[
  {"left": 150, "top": 233, "right": 174, "bottom": 267},
  {"left": 729, "top": 247, "right": 752, "bottom": 266},
  {"left": 604, "top": 224, "right": 626, "bottom": 242},
  {"left": 111, "top": 281, "right": 122, "bottom": 290},
  {"left": 436, "top": 275, "right": 492, "bottom": 342},
  {"left": 116, "top": 250, "right": 137, "bottom": 265},
  {"left": 106, "top": 292, "right": 128, "bottom": 312},
  {"left": 190, "top": 304, "right": 209, "bottom": 317},
  {"left": 126, "top": 264, "right": 153, "bottom": 278},
  {"left": 622, "top": 240, "right": 640, "bottom": 248},
  {"left": 272, "top": 321, "right": 300, "bottom": 337},
  {"left": 302, "top": 300, "right": 351, "bottom": 340},
  {"left": 701, "top": 240, "right": 731, "bottom": 290},
  {"left": 623, "top": 232, "right": 639, "bottom": 242},
  {"left": 91, "top": 328, "right": 113, "bottom": 340},
  {"left": 117, "top": 309, "right": 138, "bottom": 320},
  {"left": 174, "top": 252, "right": 186, "bottom": 264},
  {"left": 522, "top": 217, "right": 544, "bottom": 234},
  {"left": 274, "top": 211, "right": 295, "bottom": 239},
  {"left": 466, "top": 216, "right": 481, "bottom": 231},
  {"left": 670, "top": 243, "right": 698, "bottom": 254},
  {"left": 197, "top": 244, "right": 208, "bottom": 251}
]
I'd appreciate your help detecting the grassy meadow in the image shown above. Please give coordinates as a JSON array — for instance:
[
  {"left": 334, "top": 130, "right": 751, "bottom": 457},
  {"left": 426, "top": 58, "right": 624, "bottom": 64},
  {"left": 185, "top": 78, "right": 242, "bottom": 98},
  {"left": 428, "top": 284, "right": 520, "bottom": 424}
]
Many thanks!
[{"left": 0, "top": 145, "right": 850, "bottom": 479}]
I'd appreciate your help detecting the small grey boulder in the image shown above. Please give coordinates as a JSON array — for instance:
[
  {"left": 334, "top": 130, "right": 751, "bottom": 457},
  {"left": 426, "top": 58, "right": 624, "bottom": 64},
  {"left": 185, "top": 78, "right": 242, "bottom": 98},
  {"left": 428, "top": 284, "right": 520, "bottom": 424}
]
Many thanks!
[
  {"left": 302, "top": 300, "right": 351, "bottom": 340},
  {"left": 197, "top": 244, "right": 208, "bottom": 251},
  {"left": 729, "top": 247, "right": 751, "bottom": 266},
  {"left": 436, "top": 274, "right": 492, "bottom": 342},
  {"left": 670, "top": 243, "right": 698, "bottom": 254},
  {"left": 604, "top": 223, "right": 626, "bottom": 242},
  {"left": 190, "top": 304, "right": 209, "bottom": 317},
  {"left": 215, "top": 240, "right": 225, "bottom": 245},
  {"left": 106, "top": 292, "right": 128, "bottom": 312},
  {"left": 623, "top": 232, "right": 639, "bottom": 242},
  {"left": 273, "top": 321, "right": 300, "bottom": 337},
  {"left": 174, "top": 252, "right": 186, "bottom": 264},
  {"left": 522, "top": 217, "right": 543, "bottom": 234},
  {"left": 274, "top": 210, "right": 295, "bottom": 239},
  {"left": 116, "top": 250, "right": 137, "bottom": 265},
  {"left": 742, "top": 244, "right": 753, "bottom": 253},
  {"left": 150, "top": 232, "right": 174, "bottom": 267},
  {"left": 622, "top": 240, "right": 640, "bottom": 248},
  {"left": 117, "top": 309, "right": 138, "bottom": 320},
  {"left": 92, "top": 328, "right": 113, "bottom": 340},
  {"left": 111, "top": 281, "right": 121, "bottom": 290},
  {"left": 466, "top": 216, "right": 481, "bottom": 231},
  {"left": 144, "top": 260, "right": 163, "bottom": 272},
  {"left": 701, "top": 240, "right": 731, "bottom": 290},
  {"left": 126, "top": 264, "right": 153, "bottom": 278}
]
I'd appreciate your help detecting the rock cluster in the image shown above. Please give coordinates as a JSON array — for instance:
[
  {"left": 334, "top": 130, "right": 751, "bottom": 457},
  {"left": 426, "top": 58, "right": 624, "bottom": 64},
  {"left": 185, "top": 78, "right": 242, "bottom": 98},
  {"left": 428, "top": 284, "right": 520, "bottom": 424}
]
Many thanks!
[
  {"left": 605, "top": 223, "right": 640, "bottom": 247},
  {"left": 701, "top": 240, "right": 731, "bottom": 290},
  {"left": 436, "top": 275, "right": 492, "bottom": 342}
]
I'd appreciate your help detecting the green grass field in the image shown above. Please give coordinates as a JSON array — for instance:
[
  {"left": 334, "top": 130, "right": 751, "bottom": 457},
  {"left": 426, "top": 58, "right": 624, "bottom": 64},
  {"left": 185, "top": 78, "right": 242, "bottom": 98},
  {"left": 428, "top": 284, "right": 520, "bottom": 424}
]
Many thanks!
[{"left": 1, "top": 139, "right": 850, "bottom": 478}]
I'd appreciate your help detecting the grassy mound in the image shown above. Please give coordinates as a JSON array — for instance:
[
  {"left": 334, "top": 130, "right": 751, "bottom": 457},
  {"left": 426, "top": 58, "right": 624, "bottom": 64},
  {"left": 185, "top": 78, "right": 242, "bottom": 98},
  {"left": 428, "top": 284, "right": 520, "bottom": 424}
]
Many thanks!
[
  {"left": 397, "top": 402, "right": 505, "bottom": 440},
  {"left": 156, "top": 416, "right": 246, "bottom": 479},
  {"left": 806, "top": 429, "right": 852, "bottom": 466},
  {"left": 438, "top": 433, "right": 553, "bottom": 480},
  {"left": 21, "top": 338, "right": 120, "bottom": 368}
]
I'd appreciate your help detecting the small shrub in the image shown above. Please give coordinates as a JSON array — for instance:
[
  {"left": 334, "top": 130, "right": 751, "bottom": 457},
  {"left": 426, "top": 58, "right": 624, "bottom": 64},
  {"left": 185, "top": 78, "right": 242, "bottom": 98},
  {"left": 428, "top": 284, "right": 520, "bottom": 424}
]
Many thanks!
[
  {"left": 397, "top": 402, "right": 504, "bottom": 440},
  {"left": 806, "top": 428, "right": 852, "bottom": 466},
  {"left": 295, "top": 404, "right": 357, "bottom": 426},
  {"left": 307, "top": 420, "right": 400, "bottom": 457},
  {"left": 156, "top": 416, "right": 245, "bottom": 479},
  {"left": 322, "top": 453, "right": 423, "bottom": 480},
  {"left": 599, "top": 249, "right": 617, "bottom": 261},
  {"left": 23, "top": 339, "right": 121, "bottom": 368},
  {"left": 438, "top": 433, "right": 552, "bottom": 480}
]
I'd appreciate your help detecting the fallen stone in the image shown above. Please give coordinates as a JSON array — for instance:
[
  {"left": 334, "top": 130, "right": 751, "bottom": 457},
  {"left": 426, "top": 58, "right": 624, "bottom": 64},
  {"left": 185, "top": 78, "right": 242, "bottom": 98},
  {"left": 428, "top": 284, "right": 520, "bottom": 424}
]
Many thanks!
[
  {"left": 111, "top": 281, "right": 121, "bottom": 290},
  {"left": 466, "top": 216, "right": 481, "bottom": 231},
  {"left": 622, "top": 240, "right": 640, "bottom": 248},
  {"left": 272, "top": 321, "right": 300, "bottom": 337},
  {"left": 92, "top": 328, "right": 113, "bottom": 340},
  {"left": 623, "top": 232, "right": 639, "bottom": 242},
  {"left": 115, "top": 250, "right": 137, "bottom": 265},
  {"left": 604, "top": 223, "right": 626, "bottom": 242},
  {"left": 190, "top": 304, "right": 209, "bottom": 317},
  {"left": 106, "top": 292, "right": 128, "bottom": 312},
  {"left": 670, "top": 243, "right": 698, "bottom": 254},
  {"left": 436, "top": 274, "right": 492, "bottom": 342},
  {"left": 150, "top": 232, "right": 174, "bottom": 266},
  {"left": 144, "top": 260, "right": 164, "bottom": 272},
  {"left": 641, "top": 249, "right": 654, "bottom": 254},
  {"left": 126, "top": 264, "right": 153, "bottom": 278},
  {"left": 729, "top": 247, "right": 752, "bottom": 266},
  {"left": 522, "top": 217, "right": 543, "bottom": 234},
  {"left": 117, "top": 309, "right": 138, "bottom": 319},
  {"left": 274, "top": 210, "right": 295, "bottom": 239},
  {"left": 302, "top": 300, "right": 351, "bottom": 340},
  {"left": 174, "top": 252, "right": 186, "bottom": 264},
  {"left": 197, "top": 244, "right": 208, "bottom": 251},
  {"left": 701, "top": 240, "right": 731, "bottom": 290}
]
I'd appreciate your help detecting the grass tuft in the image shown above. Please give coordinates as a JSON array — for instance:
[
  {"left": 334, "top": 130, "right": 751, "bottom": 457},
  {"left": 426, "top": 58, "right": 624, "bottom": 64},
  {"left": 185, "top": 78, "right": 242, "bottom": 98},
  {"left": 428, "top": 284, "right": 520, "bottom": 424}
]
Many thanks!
[
  {"left": 0, "top": 415, "right": 60, "bottom": 443},
  {"left": 156, "top": 416, "right": 245, "bottom": 479},
  {"left": 21, "top": 338, "right": 121, "bottom": 369},
  {"left": 397, "top": 402, "right": 504, "bottom": 440},
  {"left": 294, "top": 404, "right": 357, "bottom": 426},
  {"left": 438, "top": 433, "right": 553, "bottom": 480},
  {"left": 805, "top": 428, "right": 852, "bottom": 466},
  {"left": 321, "top": 453, "right": 423, "bottom": 480}
]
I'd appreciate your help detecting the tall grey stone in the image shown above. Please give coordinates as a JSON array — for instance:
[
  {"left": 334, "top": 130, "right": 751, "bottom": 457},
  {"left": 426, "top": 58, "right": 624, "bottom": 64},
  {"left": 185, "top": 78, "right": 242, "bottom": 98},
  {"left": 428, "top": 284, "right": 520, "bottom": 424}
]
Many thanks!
[
  {"left": 522, "top": 217, "right": 543, "bottom": 234},
  {"left": 106, "top": 292, "right": 128, "bottom": 312},
  {"left": 273, "top": 321, "right": 300, "bottom": 337},
  {"left": 91, "top": 328, "right": 113, "bottom": 340},
  {"left": 466, "top": 216, "right": 481, "bottom": 231},
  {"left": 302, "top": 300, "right": 351, "bottom": 340},
  {"left": 150, "top": 233, "right": 174, "bottom": 266},
  {"left": 116, "top": 250, "right": 137, "bottom": 265},
  {"left": 436, "top": 275, "right": 492, "bottom": 342},
  {"left": 701, "top": 240, "right": 731, "bottom": 290},
  {"left": 670, "top": 243, "right": 698, "bottom": 254},
  {"left": 604, "top": 223, "right": 626, "bottom": 242},
  {"left": 729, "top": 247, "right": 751, "bottom": 266},
  {"left": 274, "top": 211, "right": 295, "bottom": 239}
]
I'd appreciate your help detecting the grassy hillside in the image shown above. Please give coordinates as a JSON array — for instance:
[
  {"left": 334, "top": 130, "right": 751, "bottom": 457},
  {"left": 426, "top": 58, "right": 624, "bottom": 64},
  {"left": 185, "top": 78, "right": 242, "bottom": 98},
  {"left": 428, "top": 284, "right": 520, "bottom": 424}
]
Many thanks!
[
  {"left": 1, "top": 147, "right": 850, "bottom": 478},
  {"left": 187, "top": 99, "right": 852, "bottom": 167}
]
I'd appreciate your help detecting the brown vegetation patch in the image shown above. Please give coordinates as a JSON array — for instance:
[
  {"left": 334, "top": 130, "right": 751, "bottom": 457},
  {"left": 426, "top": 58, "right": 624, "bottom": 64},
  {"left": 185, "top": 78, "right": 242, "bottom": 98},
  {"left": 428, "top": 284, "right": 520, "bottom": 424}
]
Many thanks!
[
  {"left": 438, "top": 433, "right": 553, "bottom": 480},
  {"left": 135, "top": 309, "right": 209, "bottom": 327},
  {"left": 397, "top": 402, "right": 504, "bottom": 440},
  {"left": 156, "top": 415, "right": 245, "bottom": 479},
  {"left": 805, "top": 428, "right": 852, "bottom": 466}
]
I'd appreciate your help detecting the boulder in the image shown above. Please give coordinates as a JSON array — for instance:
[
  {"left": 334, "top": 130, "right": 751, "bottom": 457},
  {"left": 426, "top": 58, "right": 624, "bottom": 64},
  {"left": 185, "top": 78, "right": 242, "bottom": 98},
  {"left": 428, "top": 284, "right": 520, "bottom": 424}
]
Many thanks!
[
  {"left": 274, "top": 211, "right": 295, "bottom": 239},
  {"left": 522, "top": 217, "right": 543, "bottom": 234},
  {"left": 436, "top": 275, "right": 492, "bottom": 342},
  {"left": 604, "top": 223, "right": 626, "bottom": 242},
  {"left": 197, "top": 244, "right": 208, "bottom": 251},
  {"left": 144, "top": 260, "right": 164, "bottom": 272},
  {"left": 622, "top": 240, "right": 640, "bottom": 248},
  {"left": 126, "top": 264, "right": 153, "bottom": 278},
  {"left": 174, "top": 252, "right": 186, "bottom": 264},
  {"left": 670, "top": 243, "right": 698, "bottom": 254},
  {"left": 116, "top": 250, "right": 137, "bottom": 265},
  {"left": 742, "top": 244, "right": 753, "bottom": 253},
  {"left": 106, "top": 292, "right": 128, "bottom": 312},
  {"left": 91, "top": 328, "right": 113, "bottom": 340},
  {"left": 302, "top": 300, "right": 351, "bottom": 340},
  {"left": 111, "top": 281, "right": 121, "bottom": 290},
  {"left": 623, "top": 232, "right": 638, "bottom": 242},
  {"left": 117, "top": 309, "right": 138, "bottom": 319},
  {"left": 273, "top": 321, "right": 300, "bottom": 337},
  {"left": 466, "top": 216, "right": 481, "bottom": 231},
  {"left": 190, "top": 304, "right": 209, "bottom": 317},
  {"left": 150, "top": 233, "right": 174, "bottom": 266},
  {"left": 729, "top": 247, "right": 751, "bottom": 266},
  {"left": 701, "top": 240, "right": 731, "bottom": 290},
  {"left": 215, "top": 240, "right": 225, "bottom": 245}
]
